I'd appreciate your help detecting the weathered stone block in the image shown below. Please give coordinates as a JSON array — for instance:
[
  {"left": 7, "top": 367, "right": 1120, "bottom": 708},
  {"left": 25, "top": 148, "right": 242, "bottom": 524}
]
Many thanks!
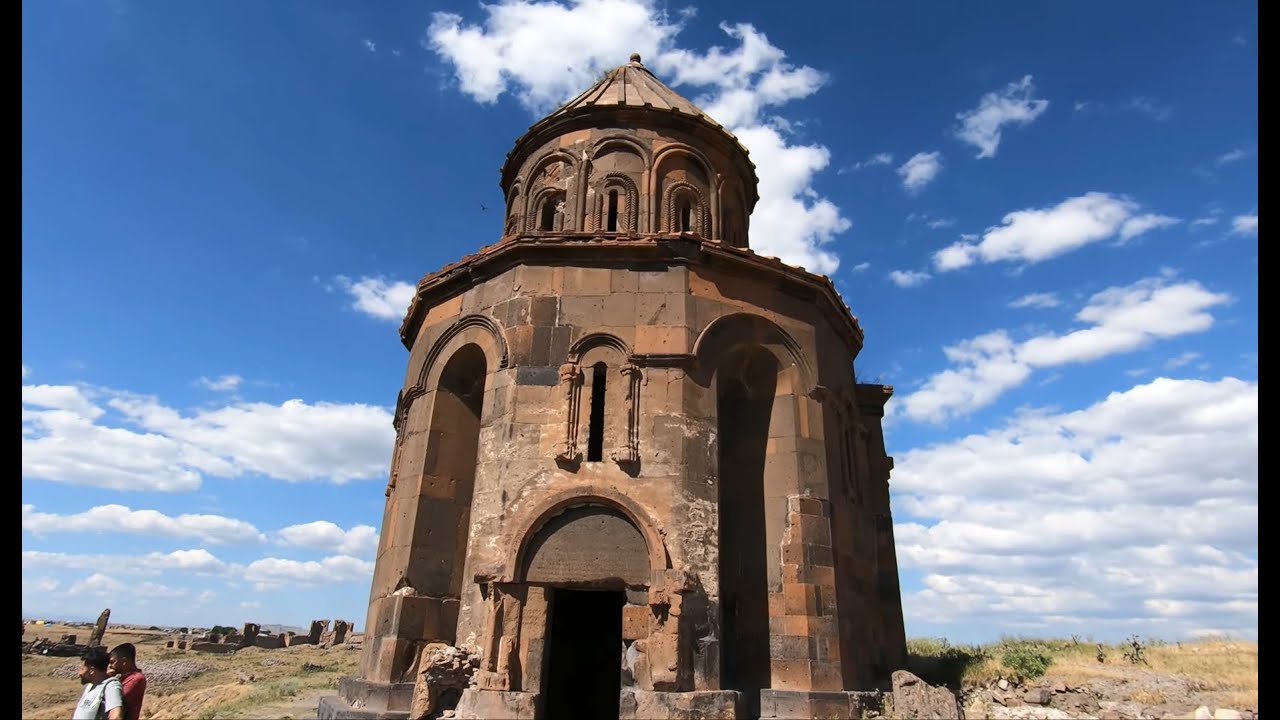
[
  {"left": 622, "top": 605, "right": 650, "bottom": 640},
  {"left": 620, "top": 690, "right": 740, "bottom": 719}
]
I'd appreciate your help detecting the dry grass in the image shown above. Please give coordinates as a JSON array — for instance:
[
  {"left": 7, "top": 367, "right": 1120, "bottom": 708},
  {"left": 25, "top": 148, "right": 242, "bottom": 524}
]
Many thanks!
[
  {"left": 22, "top": 622, "right": 361, "bottom": 720},
  {"left": 904, "top": 635, "right": 1258, "bottom": 712}
]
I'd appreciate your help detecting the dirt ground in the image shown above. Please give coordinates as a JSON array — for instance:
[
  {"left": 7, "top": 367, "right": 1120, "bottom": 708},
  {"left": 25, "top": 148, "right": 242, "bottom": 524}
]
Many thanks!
[
  {"left": 22, "top": 623, "right": 1257, "bottom": 719},
  {"left": 22, "top": 622, "right": 359, "bottom": 720}
]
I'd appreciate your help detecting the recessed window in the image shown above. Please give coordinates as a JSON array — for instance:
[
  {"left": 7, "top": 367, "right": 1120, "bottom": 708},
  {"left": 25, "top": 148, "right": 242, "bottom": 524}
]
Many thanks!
[
  {"left": 678, "top": 199, "right": 693, "bottom": 232},
  {"left": 606, "top": 190, "right": 619, "bottom": 232},
  {"left": 540, "top": 199, "right": 557, "bottom": 231},
  {"left": 586, "top": 363, "right": 607, "bottom": 462}
]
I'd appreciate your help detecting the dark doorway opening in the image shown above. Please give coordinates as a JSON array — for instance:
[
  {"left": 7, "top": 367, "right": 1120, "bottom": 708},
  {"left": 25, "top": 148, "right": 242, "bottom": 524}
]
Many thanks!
[
  {"left": 543, "top": 588, "right": 625, "bottom": 719},
  {"left": 718, "top": 346, "right": 777, "bottom": 718}
]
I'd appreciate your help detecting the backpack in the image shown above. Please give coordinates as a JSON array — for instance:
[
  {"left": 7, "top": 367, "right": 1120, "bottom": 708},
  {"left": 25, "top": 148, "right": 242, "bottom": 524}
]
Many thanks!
[{"left": 96, "top": 676, "right": 124, "bottom": 720}]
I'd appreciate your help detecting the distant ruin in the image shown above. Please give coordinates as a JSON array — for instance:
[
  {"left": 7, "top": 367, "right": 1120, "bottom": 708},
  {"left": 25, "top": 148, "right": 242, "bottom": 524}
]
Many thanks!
[
  {"left": 162, "top": 619, "right": 358, "bottom": 654},
  {"left": 21, "top": 610, "right": 361, "bottom": 658}
]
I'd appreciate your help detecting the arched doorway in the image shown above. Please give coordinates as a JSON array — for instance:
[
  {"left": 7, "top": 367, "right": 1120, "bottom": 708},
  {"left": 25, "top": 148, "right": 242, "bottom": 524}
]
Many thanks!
[{"left": 522, "top": 505, "right": 650, "bottom": 719}]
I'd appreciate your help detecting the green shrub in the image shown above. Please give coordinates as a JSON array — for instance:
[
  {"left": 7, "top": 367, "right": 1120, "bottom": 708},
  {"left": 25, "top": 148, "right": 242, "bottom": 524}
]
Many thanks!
[{"left": 1001, "top": 645, "right": 1052, "bottom": 680}]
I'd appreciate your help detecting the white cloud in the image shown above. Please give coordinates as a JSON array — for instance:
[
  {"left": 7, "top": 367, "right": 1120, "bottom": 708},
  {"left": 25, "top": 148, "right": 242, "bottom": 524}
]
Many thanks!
[
  {"left": 933, "top": 192, "right": 1178, "bottom": 271},
  {"left": 1129, "top": 96, "right": 1172, "bottom": 121},
  {"left": 897, "top": 151, "right": 943, "bottom": 193},
  {"left": 68, "top": 573, "right": 188, "bottom": 599},
  {"left": 899, "top": 274, "right": 1231, "bottom": 423},
  {"left": 840, "top": 151, "right": 893, "bottom": 173},
  {"left": 1009, "top": 292, "right": 1061, "bottom": 309},
  {"left": 245, "top": 555, "right": 375, "bottom": 591},
  {"left": 22, "top": 504, "right": 266, "bottom": 545},
  {"left": 22, "top": 365, "right": 31, "bottom": 378},
  {"left": 852, "top": 262, "right": 870, "bottom": 272},
  {"left": 926, "top": 218, "right": 955, "bottom": 230},
  {"left": 23, "top": 576, "right": 60, "bottom": 593},
  {"left": 361, "top": 37, "right": 377, "bottom": 53},
  {"left": 426, "top": 3, "right": 849, "bottom": 274},
  {"left": 1231, "top": 214, "right": 1258, "bottom": 235},
  {"left": 275, "top": 521, "right": 379, "bottom": 557},
  {"left": 196, "top": 375, "right": 243, "bottom": 392},
  {"left": 893, "top": 376, "right": 1257, "bottom": 640},
  {"left": 240, "top": 600, "right": 261, "bottom": 609},
  {"left": 953, "top": 75, "right": 1049, "bottom": 158},
  {"left": 335, "top": 276, "right": 417, "bottom": 322},
  {"left": 1190, "top": 216, "right": 1219, "bottom": 229},
  {"left": 24, "top": 549, "right": 230, "bottom": 576},
  {"left": 1216, "top": 148, "right": 1249, "bottom": 166},
  {"left": 1119, "top": 213, "right": 1180, "bottom": 241},
  {"left": 888, "top": 270, "right": 932, "bottom": 288},
  {"left": 22, "top": 382, "right": 393, "bottom": 491},
  {"left": 1164, "top": 351, "right": 1201, "bottom": 370}
]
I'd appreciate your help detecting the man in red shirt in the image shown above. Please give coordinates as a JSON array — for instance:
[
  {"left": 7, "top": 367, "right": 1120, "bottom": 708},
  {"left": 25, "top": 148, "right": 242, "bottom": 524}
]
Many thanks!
[{"left": 108, "top": 643, "right": 147, "bottom": 720}]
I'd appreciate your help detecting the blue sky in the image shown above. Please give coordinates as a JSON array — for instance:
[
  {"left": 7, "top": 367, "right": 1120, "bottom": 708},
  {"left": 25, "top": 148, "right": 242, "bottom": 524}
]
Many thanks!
[{"left": 22, "top": 0, "right": 1256, "bottom": 645}]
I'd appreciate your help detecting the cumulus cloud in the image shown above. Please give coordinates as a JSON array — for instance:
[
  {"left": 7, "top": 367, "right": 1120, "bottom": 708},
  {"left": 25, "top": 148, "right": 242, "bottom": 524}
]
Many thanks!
[
  {"left": 426, "top": 1, "right": 849, "bottom": 274},
  {"left": 22, "top": 382, "right": 393, "bottom": 491},
  {"left": 933, "top": 192, "right": 1178, "bottom": 271},
  {"left": 888, "top": 270, "right": 932, "bottom": 288},
  {"left": 1009, "top": 292, "right": 1061, "bottom": 309},
  {"left": 953, "top": 75, "right": 1049, "bottom": 158},
  {"left": 899, "top": 274, "right": 1231, "bottom": 423},
  {"left": 275, "top": 521, "right": 379, "bottom": 557},
  {"left": 68, "top": 574, "right": 188, "bottom": 599},
  {"left": 245, "top": 555, "right": 375, "bottom": 591},
  {"left": 897, "top": 152, "right": 943, "bottom": 193},
  {"left": 839, "top": 152, "right": 893, "bottom": 174},
  {"left": 852, "top": 262, "right": 870, "bottom": 272},
  {"left": 893, "top": 376, "right": 1257, "bottom": 640},
  {"left": 335, "top": 276, "right": 417, "bottom": 322},
  {"left": 196, "top": 375, "right": 243, "bottom": 392},
  {"left": 22, "top": 504, "right": 266, "bottom": 545},
  {"left": 1231, "top": 214, "right": 1258, "bottom": 235},
  {"left": 23, "top": 549, "right": 231, "bottom": 576}
]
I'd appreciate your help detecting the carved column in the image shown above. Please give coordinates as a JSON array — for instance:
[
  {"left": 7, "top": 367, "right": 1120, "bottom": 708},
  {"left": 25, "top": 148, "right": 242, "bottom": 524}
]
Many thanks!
[
  {"left": 555, "top": 362, "right": 582, "bottom": 462},
  {"left": 611, "top": 362, "right": 642, "bottom": 465}
]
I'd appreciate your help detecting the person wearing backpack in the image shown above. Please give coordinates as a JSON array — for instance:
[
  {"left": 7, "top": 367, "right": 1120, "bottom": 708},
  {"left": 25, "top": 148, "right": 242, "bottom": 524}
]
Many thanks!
[
  {"left": 72, "top": 646, "right": 124, "bottom": 720},
  {"left": 108, "top": 643, "right": 147, "bottom": 720}
]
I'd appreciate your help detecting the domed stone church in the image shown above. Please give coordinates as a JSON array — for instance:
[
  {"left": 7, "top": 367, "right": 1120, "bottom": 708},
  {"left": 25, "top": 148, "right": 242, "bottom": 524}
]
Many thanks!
[{"left": 320, "top": 54, "right": 906, "bottom": 720}]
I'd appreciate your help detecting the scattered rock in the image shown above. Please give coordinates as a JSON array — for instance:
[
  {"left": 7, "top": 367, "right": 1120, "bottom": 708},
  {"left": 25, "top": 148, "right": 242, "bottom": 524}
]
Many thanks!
[
  {"left": 1024, "top": 688, "right": 1052, "bottom": 706},
  {"left": 1214, "top": 710, "right": 1243, "bottom": 720},
  {"left": 892, "top": 670, "right": 961, "bottom": 719}
]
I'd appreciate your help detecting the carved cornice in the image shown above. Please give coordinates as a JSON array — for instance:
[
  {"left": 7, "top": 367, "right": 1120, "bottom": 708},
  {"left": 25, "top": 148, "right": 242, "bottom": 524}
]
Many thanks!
[{"left": 398, "top": 235, "right": 866, "bottom": 359}]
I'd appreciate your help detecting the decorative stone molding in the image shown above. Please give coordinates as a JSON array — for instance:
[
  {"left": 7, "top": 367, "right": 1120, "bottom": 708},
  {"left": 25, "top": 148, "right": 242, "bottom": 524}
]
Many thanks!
[
  {"left": 555, "top": 362, "right": 583, "bottom": 462},
  {"left": 610, "top": 362, "right": 642, "bottom": 465}
]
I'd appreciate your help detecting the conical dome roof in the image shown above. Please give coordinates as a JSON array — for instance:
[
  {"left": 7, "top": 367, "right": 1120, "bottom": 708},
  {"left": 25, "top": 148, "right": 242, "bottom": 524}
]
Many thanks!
[
  {"left": 550, "top": 53, "right": 719, "bottom": 124},
  {"left": 500, "top": 54, "right": 756, "bottom": 198}
]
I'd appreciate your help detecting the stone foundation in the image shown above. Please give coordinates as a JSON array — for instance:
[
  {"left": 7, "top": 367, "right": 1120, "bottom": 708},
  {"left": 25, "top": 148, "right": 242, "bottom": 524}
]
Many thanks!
[
  {"left": 759, "top": 688, "right": 886, "bottom": 719},
  {"left": 317, "top": 695, "right": 408, "bottom": 720},
  {"left": 334, "top": 677, "right": 415, "bottom": 715},
  {"left": 620, "top": 690, "right": 740, "bottom": 719},
  {"left": 453, "top": 689, "right": 539, "bottom": 719}
]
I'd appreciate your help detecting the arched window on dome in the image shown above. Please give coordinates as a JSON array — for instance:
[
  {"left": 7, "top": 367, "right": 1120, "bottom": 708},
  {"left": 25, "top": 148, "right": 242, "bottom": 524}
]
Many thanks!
[
  {"left": 538, "top": 191, "right": 566, "bottom": 232},
  {"left": 663, "top": 182, "right": 706, "bottom": 236}
]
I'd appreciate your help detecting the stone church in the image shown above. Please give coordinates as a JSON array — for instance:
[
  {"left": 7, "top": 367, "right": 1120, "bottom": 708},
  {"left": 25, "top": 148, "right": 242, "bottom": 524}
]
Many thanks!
[{"left": 321, "top": 54, "right": 906, "bottom": 720}]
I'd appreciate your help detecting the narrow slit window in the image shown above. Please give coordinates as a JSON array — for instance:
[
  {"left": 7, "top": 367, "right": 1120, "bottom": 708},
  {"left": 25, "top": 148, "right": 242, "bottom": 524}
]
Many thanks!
[
  {"left": 678, "top": 199, "right": 693, "bottom": 232},
  {"left": 586, "top": 363, "right": 607, "bottom": 461},
  {"left": 607, "top": 190, "right": 619, "bottom": 232},
  {"left": 540, "top": 199, "right": 557, "bottom": 231}
]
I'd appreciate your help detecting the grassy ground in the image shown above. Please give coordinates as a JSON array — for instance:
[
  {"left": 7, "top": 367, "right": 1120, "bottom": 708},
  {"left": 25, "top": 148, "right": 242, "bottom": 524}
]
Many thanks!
[
  {"left": 22, "top": 622, "right": 360, "bottom": 720},
  {"left": 24, "top": 623, "right": 1256, "bottom": 717},
  {"left": 906, "top": 635, "right": 1258, "bottom": 711}
]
